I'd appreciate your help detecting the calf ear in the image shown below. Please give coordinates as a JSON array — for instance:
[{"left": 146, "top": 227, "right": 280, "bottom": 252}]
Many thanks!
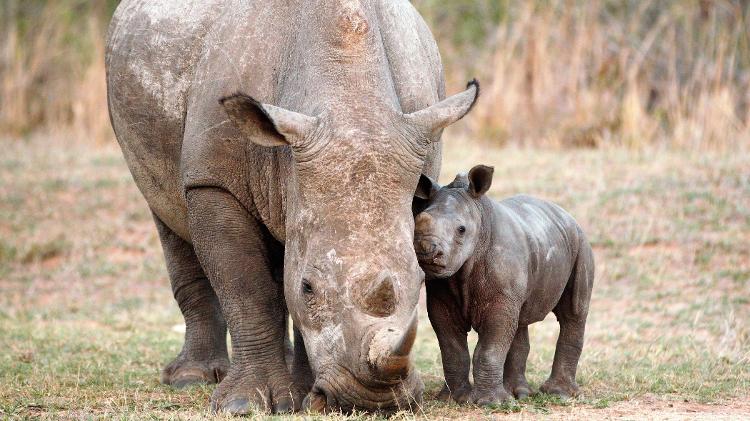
[
  {"left": 468, "top": 165, "right": 494, "bottom": 198},
  {"left": 404, "top": 79, "right": 480, "bottom": 136},
  {"left": 220, "top": 93, "right": 319, "bottom": 147},
  {"left": 414, "top": 174, "right": 440, "bottom": 200},
  {"left": 413, "top": 174, "right": 440, "bottom": 215}
]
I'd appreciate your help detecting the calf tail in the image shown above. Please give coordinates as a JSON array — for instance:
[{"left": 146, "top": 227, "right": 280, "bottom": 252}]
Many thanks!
[{"left": 570, "top": 230, "right": 595, "bottom": 317}]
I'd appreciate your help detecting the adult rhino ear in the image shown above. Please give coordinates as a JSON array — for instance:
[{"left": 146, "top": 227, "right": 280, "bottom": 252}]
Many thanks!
[
  {"left": 404, "top": 79, "right": 480, "bottom": 136},
  {"left": 220, "top": 93, "right": 319, "bottom": 147},
  {"left": 468, "top": 164, "right": 494, "bottom": 198}
]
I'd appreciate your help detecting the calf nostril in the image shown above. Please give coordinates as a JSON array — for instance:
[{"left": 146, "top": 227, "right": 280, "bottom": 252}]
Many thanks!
[{"left": 418, "top": 240, "right": 435, "bottom": 254}]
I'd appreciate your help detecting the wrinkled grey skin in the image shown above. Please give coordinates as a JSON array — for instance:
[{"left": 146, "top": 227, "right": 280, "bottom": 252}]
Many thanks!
[
  {"left": 105, "top": 0, "right": 480, "bottom": 414},
  {"left": 413, "top": 165, "right": 594, "bottom": 405}
]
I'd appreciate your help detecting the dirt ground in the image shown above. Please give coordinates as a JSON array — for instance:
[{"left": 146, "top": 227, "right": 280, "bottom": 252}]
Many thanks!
[{"left": 1, "top": 134, "right": 748, "bottom": 419}]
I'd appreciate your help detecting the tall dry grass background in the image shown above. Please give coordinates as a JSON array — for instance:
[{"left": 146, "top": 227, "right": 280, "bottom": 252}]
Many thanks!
[{"left": 1, "top": 0, "right": 749, "bottom": 149}]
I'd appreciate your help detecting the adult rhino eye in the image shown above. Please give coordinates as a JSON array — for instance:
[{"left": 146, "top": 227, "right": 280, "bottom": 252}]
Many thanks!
[
  {"left": 458, "top": 225, "right": 466, "bottom": 234},
  {"left": 302, "top": 279, "right": 314, "bottom": 295}
]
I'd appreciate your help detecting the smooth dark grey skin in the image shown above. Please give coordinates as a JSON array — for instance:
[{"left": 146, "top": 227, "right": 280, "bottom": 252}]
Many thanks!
[
  {"left": 413, "top": 165, "right": 594, "bottom": 405},
  {"left": 106, "top": 0, "right": 480, "bottom": 414}
]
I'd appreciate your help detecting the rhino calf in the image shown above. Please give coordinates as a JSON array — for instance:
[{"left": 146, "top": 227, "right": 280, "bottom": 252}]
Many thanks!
[{"left": 413, "top": 165, "right": 594, "bottom": 405}]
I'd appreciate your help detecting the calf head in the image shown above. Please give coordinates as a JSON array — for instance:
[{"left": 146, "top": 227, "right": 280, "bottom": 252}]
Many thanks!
[{"left": 414, "top": 165, "right": 494, "bottom": 279}]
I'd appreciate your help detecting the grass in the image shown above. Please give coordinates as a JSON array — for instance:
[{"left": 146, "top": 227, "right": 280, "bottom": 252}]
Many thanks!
[{"left": 0, "top": 134, "right": 748, "bottom": 419}]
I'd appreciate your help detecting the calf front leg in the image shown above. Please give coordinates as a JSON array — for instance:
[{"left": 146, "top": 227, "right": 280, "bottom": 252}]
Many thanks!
[
  {"left": 472, "top": 301, "right": 520, "bottom": 405},
  {"left": 503, "top": 326, "right": 532, "bottom": 399},
  {"left": 187, "top": 187, "right": 299, "bottom": 414},
  {"left": 426, "top": 281, "right": 472, "bottom": 403}
]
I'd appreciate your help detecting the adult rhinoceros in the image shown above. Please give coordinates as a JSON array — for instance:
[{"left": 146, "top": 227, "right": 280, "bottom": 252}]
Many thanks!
[{"left": 105, "top": 0, "right": 478, "bottom": 414}]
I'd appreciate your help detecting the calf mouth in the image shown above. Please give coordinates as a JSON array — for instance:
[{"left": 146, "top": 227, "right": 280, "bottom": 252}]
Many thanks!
[{"left": 417, "top": 260, "right": 451, "bottom": 277}]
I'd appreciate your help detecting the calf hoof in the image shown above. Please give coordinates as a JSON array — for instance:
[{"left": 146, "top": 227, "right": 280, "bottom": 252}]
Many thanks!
[
  {"left": 161, "top": 357, "right": 229, "bottom": 388},
  {"left": 436, "top": 383, "right": 473, "bottom": 404},
  {"left": 472, "top": 387, "right": 513, "bottom": 406},
  {"left": 539, "top": 378, "right": 580, "bottom": 399}
]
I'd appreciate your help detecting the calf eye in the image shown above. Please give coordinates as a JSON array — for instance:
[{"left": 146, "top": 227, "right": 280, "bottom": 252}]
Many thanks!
[
  {"left": 302, "top": 279, "right": 314, "bottom": 295},
  {"left": 457, "top": 225, "right": 466, "bottom": 234}
]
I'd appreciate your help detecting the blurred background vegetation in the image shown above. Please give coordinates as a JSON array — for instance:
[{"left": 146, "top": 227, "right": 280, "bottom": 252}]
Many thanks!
[{"left": 1, "top": 0, "right": 749, "bottom": 149}]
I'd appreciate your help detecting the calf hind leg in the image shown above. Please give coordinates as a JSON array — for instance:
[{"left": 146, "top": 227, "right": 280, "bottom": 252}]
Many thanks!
[
  {"left": 503, "top": 326, "right": 532, "bottom": 399},
  {"left": 541, "top": 242, "right": 594, "bottom": 398},
  {"left": 539, "top": 316, "right": 586, "bottom": 398},
  {"left": 153, "top": 213, "right": 229, "bottom": 388}
]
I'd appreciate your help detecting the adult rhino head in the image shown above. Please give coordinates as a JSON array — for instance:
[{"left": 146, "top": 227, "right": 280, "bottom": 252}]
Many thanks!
[{"left": 220, "top": 75, "right": 478, "bottom": 410}]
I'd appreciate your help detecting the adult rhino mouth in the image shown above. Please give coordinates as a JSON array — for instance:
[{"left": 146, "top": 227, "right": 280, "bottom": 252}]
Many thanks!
[{"left": 303, "top": 364, "right": 423, "bottom": 413}]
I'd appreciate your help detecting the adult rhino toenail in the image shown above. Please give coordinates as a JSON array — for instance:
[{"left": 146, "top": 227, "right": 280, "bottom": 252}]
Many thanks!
[{"left": 220, "top": 397, "right": 251, "bottom": 415}]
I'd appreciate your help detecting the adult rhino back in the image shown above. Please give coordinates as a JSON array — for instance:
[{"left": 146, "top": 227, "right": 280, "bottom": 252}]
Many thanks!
[{"left": 106, "top": 0, "right": 479, "bottom": 414}]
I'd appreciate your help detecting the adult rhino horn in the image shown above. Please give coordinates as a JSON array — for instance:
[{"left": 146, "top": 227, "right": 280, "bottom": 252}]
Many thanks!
[
  {"left": 367, "top": 312, "right": 418, "bottom": 379},
  {"left": 391, "top": 314, "right": 418, "bottom": 357},
  {"left": 405, "top": 79, "right": 480, "bottom": 136}
]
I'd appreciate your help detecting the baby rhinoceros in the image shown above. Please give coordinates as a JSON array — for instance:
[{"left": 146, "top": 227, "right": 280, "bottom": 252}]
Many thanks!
[{"left": 413, "top": 165, "right": 594, "bottom": 405}]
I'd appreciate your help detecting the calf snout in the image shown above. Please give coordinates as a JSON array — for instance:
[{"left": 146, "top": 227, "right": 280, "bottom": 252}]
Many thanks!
[{"left": 415, "top": 238, "right": 446, "bottom": 266}]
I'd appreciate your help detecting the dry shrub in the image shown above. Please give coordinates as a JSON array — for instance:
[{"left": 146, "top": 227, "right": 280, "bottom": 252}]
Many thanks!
[
  {"left": 1, "top": 0, "right": 749, "bottom": 150},
  {"left": 418, "top": 0, "right": 750, "bottom": 150},
  {"left": 0, "top": 0, "right": 112, "bottom": 143}
]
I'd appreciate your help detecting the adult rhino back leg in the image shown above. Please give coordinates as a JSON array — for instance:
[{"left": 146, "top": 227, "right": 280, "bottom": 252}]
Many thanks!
[
  {"left": 186, "top": 187, "right": 301, "bottom": 414},
  {"left": 541, "top": 240, "right": 594, "bottom": 399},
  {"left": 153, "top": 212, "right": 229, "bottom": 388}
]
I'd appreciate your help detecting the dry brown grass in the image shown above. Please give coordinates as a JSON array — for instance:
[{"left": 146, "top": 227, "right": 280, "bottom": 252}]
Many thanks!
[
  {"left": 0, "top": 0, "right": 111, "bottom": 143},
  {"left": 420, "top": 0, "right": 750, "bottom": 149}
]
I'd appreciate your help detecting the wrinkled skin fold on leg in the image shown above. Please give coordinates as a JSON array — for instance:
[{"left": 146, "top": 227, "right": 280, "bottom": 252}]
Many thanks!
[{"left": 188, "top": 188, "right": 301, "bottom": 414}]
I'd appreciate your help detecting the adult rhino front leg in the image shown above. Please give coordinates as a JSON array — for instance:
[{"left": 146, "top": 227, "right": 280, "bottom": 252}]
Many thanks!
[{"left": 187, "top": 187, "right": 301, "bottom": 414}]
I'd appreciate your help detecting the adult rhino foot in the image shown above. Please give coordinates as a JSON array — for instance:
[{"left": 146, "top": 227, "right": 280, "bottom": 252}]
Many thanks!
[
  {"left": 436, "top": 383, "right": 473, "bottom": 404},
  {"left": 472, "top": 386, "right": 513, "bottom": 406},
  {"left": 210, "top": 368, "right": 303, "bottom": 415},
  {"left": 539, "top": 378, "right": 579, "bottom": 399},
  {"left": 161, "top": 355, "right": 229, "bottom": 388}
]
